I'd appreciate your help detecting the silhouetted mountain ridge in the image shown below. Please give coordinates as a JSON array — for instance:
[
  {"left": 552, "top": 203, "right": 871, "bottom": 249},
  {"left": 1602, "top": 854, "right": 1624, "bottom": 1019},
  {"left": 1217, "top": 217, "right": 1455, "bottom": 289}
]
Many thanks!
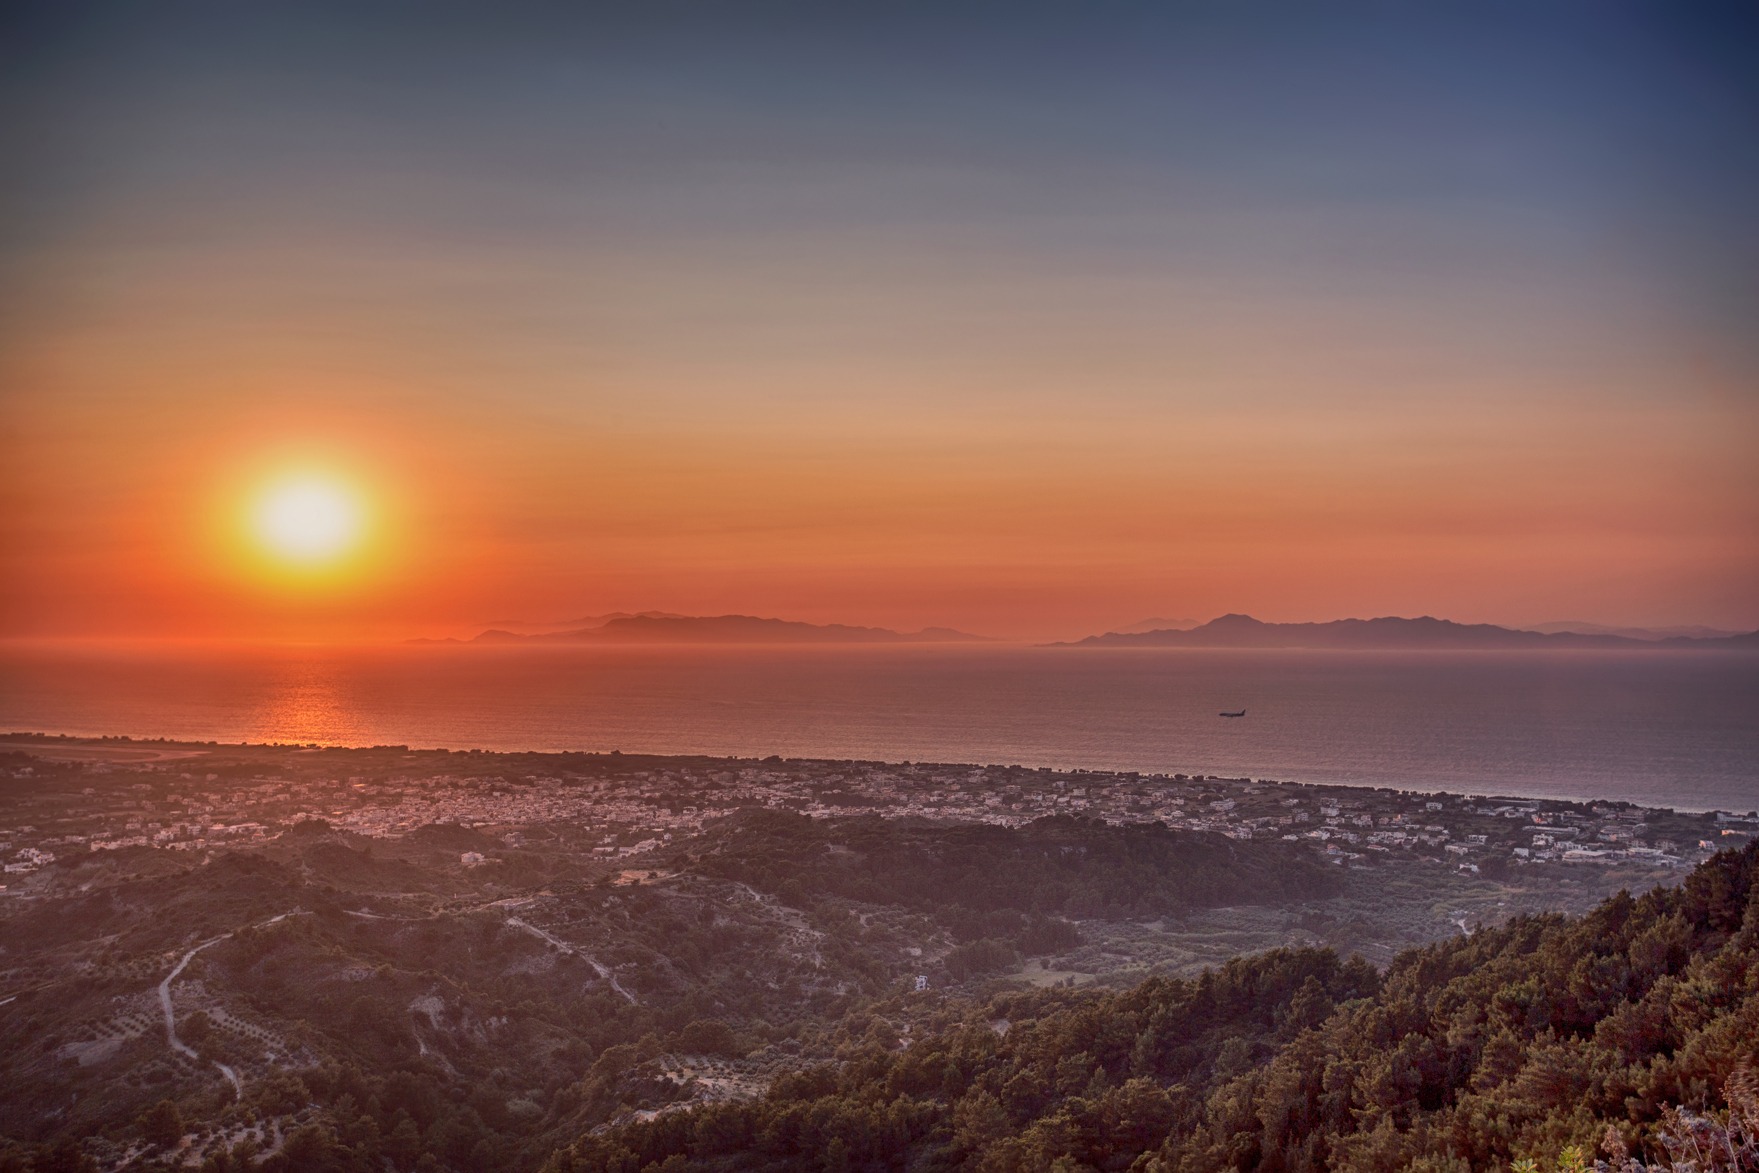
[
  {"left": 1061, "top": 612, "right": 1759, "bottom": 649},
  {"left": 1529, "top": 619, "right": 1744, "bottom": 640}
]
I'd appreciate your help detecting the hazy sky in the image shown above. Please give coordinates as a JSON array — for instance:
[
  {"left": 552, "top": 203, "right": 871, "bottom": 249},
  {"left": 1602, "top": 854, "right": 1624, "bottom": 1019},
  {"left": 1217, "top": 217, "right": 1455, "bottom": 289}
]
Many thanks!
[{"left": 2, "top": 2, "right": 1756, "bottom": 639}]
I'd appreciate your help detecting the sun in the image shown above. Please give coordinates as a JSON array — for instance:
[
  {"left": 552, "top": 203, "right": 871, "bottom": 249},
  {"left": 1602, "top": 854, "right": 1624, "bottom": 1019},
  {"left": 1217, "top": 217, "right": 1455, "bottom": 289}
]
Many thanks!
[
  {"left": 251, "top": 476, "right": 365, "bottom": 566},
  {"left": 213, "top": 455, "right": 397, "bottom": 598}
]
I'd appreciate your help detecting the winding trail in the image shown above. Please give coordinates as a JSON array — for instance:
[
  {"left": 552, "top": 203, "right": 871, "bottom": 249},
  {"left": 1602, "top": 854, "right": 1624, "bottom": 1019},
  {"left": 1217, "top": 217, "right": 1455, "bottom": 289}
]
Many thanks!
[
  {"left": 505, "top": 916, "right": 638, "bottom": 1004},
  {"left": 343, "top": 901, "right": 639, "bottom": 1003},
  {"left": 161, "top": 937, "right": 242, "bottom": 1096},
  {"left": 159, "top": 911, "right": 303, "bottom": 1098}
]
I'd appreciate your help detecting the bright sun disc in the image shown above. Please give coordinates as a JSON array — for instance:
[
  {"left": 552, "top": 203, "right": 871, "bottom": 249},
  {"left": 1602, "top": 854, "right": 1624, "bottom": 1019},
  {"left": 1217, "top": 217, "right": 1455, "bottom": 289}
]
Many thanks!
[{"left": 253, "top": 477, "right": 363, "bottom": 564}]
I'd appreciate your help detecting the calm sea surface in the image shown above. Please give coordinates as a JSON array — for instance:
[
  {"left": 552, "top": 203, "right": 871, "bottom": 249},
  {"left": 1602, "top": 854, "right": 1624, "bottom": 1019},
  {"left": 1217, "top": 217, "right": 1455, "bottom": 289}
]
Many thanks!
[{"left": 1, "top": 644, "right": 1755, "bottom": 812}]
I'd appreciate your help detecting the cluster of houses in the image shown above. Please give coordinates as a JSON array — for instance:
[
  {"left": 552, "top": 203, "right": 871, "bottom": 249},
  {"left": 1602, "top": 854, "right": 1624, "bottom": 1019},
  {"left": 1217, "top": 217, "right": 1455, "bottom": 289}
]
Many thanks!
[{"left": 3, "top": 749, "right": 1752, "bottom": 887}]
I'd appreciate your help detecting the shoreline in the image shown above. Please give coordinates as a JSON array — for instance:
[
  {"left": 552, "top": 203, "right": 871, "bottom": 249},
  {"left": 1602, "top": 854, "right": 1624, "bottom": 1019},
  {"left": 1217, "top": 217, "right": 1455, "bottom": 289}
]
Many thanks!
[
  {"left": 3, "top": 729, "right": 1755, "bottom": 818},
  {"left": 6, "top": 735, "right": 1751, "bottom": 844}
]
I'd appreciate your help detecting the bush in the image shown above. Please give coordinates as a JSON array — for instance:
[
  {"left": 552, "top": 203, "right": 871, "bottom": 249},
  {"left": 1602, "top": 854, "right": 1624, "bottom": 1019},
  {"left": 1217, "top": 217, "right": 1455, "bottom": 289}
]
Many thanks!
[
  {"left": 139, "top": 1099, "right": 184, "bottom": 1149},
  {"left": 944, "top": 938, "right": 1019, "bottom": 981},
  {"left": 675, "top": 1019, "right": 740, "bottom": 1057}
]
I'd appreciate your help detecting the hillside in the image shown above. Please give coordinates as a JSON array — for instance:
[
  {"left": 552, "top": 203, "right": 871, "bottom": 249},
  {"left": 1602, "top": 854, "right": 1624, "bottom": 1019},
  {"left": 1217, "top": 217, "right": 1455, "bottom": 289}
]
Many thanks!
[
  {"left": 556, "top": 842, "right": 1759, "bottom": 1172},
  {"left": 678, "top": 810, "right": 1341, "bottom": 922},
  {"left": 0, "top": 741, "right": 1728, "bottom": 1172},
  {"left": 0, "top": 808, "right": 1350, "bottom": 1171},
  {"left": 0, "top": 826, "right": 931, "bottom": 1171}
]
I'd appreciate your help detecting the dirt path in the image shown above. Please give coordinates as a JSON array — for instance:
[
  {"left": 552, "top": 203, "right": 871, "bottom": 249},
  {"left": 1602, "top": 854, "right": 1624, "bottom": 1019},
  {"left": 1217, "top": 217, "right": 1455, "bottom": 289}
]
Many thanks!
[
  {"left": 161, "top": 938, "right": 242, "bottom": 1096},
  {"left": 159, "top": 910, "right": 303, "bottom": 1097},
  {"left": 504, "top": 916, "right": 638, "bottom": 1004}
]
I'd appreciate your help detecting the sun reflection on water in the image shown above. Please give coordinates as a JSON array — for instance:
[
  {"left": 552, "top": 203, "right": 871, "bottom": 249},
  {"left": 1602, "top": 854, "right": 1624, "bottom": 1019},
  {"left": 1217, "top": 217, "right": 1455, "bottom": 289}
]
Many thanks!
[{"left": 247, "top": 653, "right": 369, "bottom": 745}]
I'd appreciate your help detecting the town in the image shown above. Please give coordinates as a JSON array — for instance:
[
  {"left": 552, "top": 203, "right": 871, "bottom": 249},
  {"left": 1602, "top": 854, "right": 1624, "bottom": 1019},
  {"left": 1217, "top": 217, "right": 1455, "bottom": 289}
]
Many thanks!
[{"left": 4, "top": 733, "right": 1751, "bottom": 890}]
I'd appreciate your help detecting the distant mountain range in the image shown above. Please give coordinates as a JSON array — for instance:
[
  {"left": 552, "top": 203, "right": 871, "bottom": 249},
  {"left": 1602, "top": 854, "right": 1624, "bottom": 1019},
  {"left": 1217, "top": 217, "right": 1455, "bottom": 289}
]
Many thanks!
[
  {"left": 417, "top": 614, "right": 993, "bottom": 645},
  {"left": 412, "top": 610, "right": 1755, "bottom": 649},
  {"left": 1111, "top": 617, "right": 1202, "bottom": 634},
  {"left": 469, "top": 610, "right": 689, "bottom": 633},
  {"left": 1059, "top": 613, "right": 1759, "bottom": 650},
  {"left": 1527, "top": 620, "right": 1745, "bottom": 641}
]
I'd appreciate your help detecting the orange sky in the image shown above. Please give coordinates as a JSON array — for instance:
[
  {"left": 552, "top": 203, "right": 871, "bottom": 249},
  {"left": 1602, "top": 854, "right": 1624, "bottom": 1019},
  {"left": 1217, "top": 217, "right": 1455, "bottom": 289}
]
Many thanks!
[
  {"left": 2, "top": 5, "right": 1756, "bottom": 641},
  {"left": 3, "top": 335, "right": 1753, "bottom": 641}
]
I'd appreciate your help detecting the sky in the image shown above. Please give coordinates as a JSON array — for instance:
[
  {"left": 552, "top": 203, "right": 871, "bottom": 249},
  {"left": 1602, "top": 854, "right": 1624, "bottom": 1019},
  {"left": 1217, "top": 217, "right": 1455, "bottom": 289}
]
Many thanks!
[{"left": 2, "top": 1, "right": 1756, "bottom": 641}]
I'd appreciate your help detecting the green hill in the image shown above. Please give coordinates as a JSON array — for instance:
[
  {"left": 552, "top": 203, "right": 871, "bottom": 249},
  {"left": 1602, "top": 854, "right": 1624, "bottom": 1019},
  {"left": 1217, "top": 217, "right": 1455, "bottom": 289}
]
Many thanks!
[{"left": 554, "top": 842, "right": 1759, "bottom": 1172}]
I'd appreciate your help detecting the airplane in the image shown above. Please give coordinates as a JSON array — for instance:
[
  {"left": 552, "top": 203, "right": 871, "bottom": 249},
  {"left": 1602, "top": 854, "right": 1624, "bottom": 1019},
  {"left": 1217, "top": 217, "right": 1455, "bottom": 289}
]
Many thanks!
[{"left": 1218, "top": 709, "right": 1246, "bottom": 718}]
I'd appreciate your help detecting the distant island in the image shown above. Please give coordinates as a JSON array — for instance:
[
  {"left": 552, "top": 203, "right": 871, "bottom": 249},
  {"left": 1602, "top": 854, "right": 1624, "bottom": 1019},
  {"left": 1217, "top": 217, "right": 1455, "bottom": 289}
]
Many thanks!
[
  {"left": 1526, "top": 619, "right": 1746, "bottom": 640},
  {"left": 1058, "top": 612, "right": 1759, "bottom": 649},
  {"left": 1108, "top": 616, "right": 1203, "bottom": 634},
  {"left": 416, "top": 613, "right": 993, "bottom": 645},
  {"left": 473, "top": 610, "right": 690, "bottom": 633}
]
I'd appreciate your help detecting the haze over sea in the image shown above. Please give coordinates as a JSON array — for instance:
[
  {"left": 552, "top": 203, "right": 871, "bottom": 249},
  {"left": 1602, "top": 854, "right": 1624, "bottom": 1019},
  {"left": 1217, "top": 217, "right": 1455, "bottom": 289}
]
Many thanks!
[{"left": 2, "top": 644, "right": 1754, "bottom": 813}]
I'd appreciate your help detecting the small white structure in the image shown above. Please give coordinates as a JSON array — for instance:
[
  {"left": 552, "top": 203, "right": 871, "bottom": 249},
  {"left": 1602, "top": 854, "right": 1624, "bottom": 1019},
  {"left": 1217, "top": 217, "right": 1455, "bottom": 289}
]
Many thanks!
[{"left": 913, "top": 975, "right": 928, "bottom": 992}]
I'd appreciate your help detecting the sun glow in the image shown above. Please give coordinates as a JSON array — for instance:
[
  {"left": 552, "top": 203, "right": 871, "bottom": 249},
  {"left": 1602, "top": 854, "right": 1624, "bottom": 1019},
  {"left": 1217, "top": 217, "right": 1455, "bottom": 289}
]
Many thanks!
[
  {"left": 190, "top": 446, "right": 413, "bottom": 625},
  {"left": 250, "top": 476, "right": 366, "bottom": 567}
]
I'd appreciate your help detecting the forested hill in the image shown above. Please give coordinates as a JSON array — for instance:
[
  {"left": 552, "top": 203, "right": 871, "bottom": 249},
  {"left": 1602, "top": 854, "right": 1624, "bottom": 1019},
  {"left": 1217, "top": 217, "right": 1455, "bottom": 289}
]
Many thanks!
[
  {"left": 554, "top": 842, "right": 1759, "bottom": 1172},
  {"left": 677, "top": 810, "right": 1341, "bottom": 920}
]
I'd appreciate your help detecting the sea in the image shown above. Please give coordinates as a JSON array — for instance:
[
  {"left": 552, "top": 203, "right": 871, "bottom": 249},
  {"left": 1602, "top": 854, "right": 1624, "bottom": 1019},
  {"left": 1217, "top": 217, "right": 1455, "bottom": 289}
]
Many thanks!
[{"left": 1, "top": 643, "right": 1755, "bottom": 813}]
